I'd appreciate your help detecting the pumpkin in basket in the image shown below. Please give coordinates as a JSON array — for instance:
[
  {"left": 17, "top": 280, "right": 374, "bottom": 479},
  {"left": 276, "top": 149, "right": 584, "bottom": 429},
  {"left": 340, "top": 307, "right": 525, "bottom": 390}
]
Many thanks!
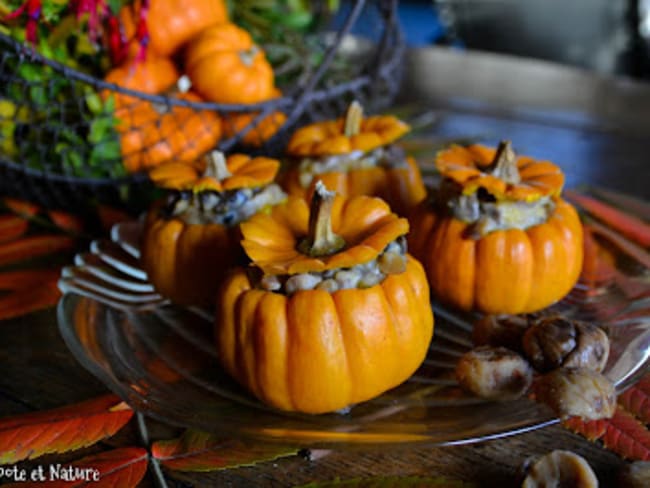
[
  {"left": 216, "top": 182, "right": 434, "bottom": 413},
  {"left": 119, "top": 0, "right": 229, "bottom": 57},
  {"left": 408, "top": 141, "right": 583, "bottom": 314},
  {"left": 141, "top": 151, "right": 286, "bottom": 307},
  {"left": 282, "top": 101, "right": 426, "bottom": 216},
  {"left": 222, "top": 89, "right": 287, "bottom": 147},
  {"left": 104, "top": 55, "right": 179, "bottom": 105},
  {"left": 184, "top": 23, "right": 276, "bottom": 105}
]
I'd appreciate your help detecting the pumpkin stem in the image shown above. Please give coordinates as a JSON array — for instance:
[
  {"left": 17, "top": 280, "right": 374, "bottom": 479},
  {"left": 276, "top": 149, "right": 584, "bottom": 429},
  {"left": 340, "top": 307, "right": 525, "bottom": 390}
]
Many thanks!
[
  {"left": 344, "top": 100, "right": 363, "bottom": 137},
  {"left": 239, "top": 46, "right": 259, "bottom": 67},
  {"left": 299, "top": 181, "right": 346, "bottom": 257},
  {"left": 487, "top": 140, "right": 521, "bottom": 184},
  {"left": 205, "top": 151, "right": 232, "bottom": 181}
]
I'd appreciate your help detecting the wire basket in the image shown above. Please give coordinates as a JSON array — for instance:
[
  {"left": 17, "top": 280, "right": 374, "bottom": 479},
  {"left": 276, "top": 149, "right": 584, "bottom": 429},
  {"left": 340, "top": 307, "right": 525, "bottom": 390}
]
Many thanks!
[{"left": 0, "top": 0, "right": 404, "bottom": 212}]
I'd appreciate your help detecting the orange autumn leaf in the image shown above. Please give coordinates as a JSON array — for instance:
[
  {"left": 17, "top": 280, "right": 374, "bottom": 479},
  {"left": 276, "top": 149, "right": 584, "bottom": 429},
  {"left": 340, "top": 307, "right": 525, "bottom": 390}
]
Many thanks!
[
  {"left": 579, "top": 227, "right": 617, "bottom": 287},
  {"left": 619, "top": 377, "right": 650, "bottom": 425},
  {"left": 0, "top": 279, "right": 62, "bottom": 321},
  {"left": 47, "top": 210, "right": 85, "bottom": 235},
  {"left": 0, "top": 395, "right": 133, "bottom": 464},
  {"left": 151, "top": 430, "right": 297, "bottom": 472},
  {"left": 566, "top": 189, "right": 650, "bottom": 247},
  {"left": 0, "top": 235, "right": 75, "bottom": 267},
  {"left": 3, "top": 198, "right": 40, "bottom": 218},
  {"left": 0, "top": 216, "right": 29, "bottom": 244},
  {"left": 3, "top": 447, "right": 148, "bottom": 488}
]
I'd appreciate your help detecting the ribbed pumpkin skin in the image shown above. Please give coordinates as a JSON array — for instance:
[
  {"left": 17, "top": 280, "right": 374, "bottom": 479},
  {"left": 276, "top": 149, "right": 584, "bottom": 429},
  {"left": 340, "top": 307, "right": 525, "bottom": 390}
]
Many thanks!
[
  {"left": 408, "top": 198, "right": 583, "bottom": 314},
  {"left": 216, "top": 256, "right": 434, "bottom": 414},
  {"left": 283, "top": 157, "right": 426, "bottom": 217},
  {"left": 141, "top": 209, "right": 243, "bottom": 307}
]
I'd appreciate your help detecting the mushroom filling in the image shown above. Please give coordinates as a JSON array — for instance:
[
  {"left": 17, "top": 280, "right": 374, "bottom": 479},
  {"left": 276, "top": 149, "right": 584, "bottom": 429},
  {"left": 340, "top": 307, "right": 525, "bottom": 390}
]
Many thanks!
[
  {"left": 164, "top": 184, "right": 286, "bottom": 226},
  {"left": 256, "top": 236, "right": 408, "bottom": 294},
  {"left": 295, "top": 145, "right": 408, "bottom": 188},
  {"left": 437, "top": 181, "right": 556, "bottom": 236}
]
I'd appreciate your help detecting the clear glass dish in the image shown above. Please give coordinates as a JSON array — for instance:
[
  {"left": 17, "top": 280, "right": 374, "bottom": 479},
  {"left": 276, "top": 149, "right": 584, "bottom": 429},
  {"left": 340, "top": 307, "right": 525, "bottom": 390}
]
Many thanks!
[{"left": 57, "top": 193, "right": 650, "bottom": 448}]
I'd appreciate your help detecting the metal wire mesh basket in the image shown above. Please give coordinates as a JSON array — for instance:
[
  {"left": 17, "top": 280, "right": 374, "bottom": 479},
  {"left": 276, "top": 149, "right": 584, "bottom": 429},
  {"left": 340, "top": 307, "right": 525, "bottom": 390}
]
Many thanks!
[{"left": 0, "top": 0, "right": 404, "bottom": 211}]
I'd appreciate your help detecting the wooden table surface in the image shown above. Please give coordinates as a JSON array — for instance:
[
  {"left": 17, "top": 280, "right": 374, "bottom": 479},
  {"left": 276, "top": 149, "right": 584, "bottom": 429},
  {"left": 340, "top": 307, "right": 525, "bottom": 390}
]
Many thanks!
[{"left": 2, "top": 48, "right": 650, "bottom": 487}]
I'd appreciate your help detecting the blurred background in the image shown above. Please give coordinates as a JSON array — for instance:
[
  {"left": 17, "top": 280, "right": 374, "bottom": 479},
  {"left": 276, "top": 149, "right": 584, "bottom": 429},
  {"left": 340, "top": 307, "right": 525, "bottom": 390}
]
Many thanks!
[{"left": 351, "top": 0, "right": 650, "bottom": 79}]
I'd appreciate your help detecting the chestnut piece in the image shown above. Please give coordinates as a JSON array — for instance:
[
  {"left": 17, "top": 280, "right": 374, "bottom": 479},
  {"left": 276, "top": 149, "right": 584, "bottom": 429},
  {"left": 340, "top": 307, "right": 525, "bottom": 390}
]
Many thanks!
[
  {"left": 472, "top": 314, "right": 529, "bottom": 352},
  {"left": 523, "top": 316, "right": 609, "bottom": 373},
  {"left": 521, "top": 450, "right": 598, "bottom": 488},
  {"left": 455, "top": 346, "right": 533, "bottom": 400},
  {"left": 534, "top": 367, "right": 616, "bottom": 421},
  {"left": 619, "top": 461, "right": 650, "bottom": 487}
]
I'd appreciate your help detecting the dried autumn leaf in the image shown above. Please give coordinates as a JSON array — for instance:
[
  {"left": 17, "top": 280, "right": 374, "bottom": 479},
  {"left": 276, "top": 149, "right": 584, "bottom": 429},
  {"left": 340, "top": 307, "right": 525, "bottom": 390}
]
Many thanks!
[
  {"left": 580, "top": 227, "right": 616, "bottom": 287},
  {"left": 151, "top": 430, "right": 298, "bottom": 472},
  {"left": 294, "top": 476, "right": 477, "bottom": 487},
  {"left": 0, "top": 215, "right": 29, "bottom": 244},
  {"left": 0, "top": 278, "right": 61, "bottom": 321},
  {"left": 0, "top": 395, "right": 133, "bottom": 464},
  {"left": 562, "top": 417, "right": 608, "bottom": 441},
  {"left": 96, "top": 205, "right": 132, "bottom": 233},
  {"left": 566, "top": 190, "right": 650, "bottom": 247},
  {"left": 47, "top": 210, "right": 85, "bottom": 235},
  {"left": 601, "top": 408, "right": 650, "bottom": 461},
  {"left": 3, "top": 447, "right": 148, "bottom": 488},
  {"left": 619, "top": 381, "right": 650, "bottom": 426},
  {"left": 0, "top": 235, "right": 75, "bottom": 267}
]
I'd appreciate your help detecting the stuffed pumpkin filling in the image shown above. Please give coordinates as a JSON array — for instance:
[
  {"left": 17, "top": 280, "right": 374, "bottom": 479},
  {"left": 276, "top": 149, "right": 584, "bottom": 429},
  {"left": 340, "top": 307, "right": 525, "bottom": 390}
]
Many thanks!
[
  {"left": 164, "top": 183, "right": 285, "bottom": 226},
  {"left": 294, "top": 145, "right": 408, "bottom": 188},
  {"left": 255, "top": 236, "right": 407, "bottom": 294}
]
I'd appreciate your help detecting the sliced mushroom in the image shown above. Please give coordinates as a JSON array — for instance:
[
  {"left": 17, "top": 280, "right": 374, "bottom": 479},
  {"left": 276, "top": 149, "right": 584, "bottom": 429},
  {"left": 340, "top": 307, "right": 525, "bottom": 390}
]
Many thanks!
[
  {"left": 533, "top": 367, "right": 616, "bottom": 420},
  {"left": 455, "top": 346, "right": 533, "bottom": 400},
  {"left": 522, "top": 450, "right": 598, "bottom": 488},
  {"left": 472, "top": 314, "right": 529, "bottom": 352},
  {"left": 523, "top": 316, "right": 609, "bottom": 373}
]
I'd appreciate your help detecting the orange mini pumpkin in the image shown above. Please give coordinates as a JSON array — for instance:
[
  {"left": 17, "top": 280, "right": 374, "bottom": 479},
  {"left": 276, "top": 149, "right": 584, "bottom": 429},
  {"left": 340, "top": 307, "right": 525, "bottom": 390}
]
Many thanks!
[
  {"left": 409, "top": 141, "right": 583, "bottom": 314},
  {"left": 104, "top": 56, "right": 179, "bottom": 105},
  {"left": 119, "top": 0, "right": 229, "bottom": 57},
  {"left": 282, "top": 102, "right": 426, "bottom": 216},
  {"left": 141, "top": 151, "right": 286, "bottom": 307},
  {"left": 184, "top": 23, "right": 276, "bottom": 105},
  {"left": 216, "top": 183, "right": 434, "bottom": 413}
]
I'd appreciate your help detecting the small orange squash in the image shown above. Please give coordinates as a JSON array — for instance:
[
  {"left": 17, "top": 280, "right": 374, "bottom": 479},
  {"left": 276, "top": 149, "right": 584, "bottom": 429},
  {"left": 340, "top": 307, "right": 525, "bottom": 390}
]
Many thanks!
[
  {"left": 184, "top": 23, "right": 276, "bottom": 104},
  {"left": 222, "top": 90, "right": 286, "bottom": 147},
  {"left": 118, "top": 0, "right": 229, "bottom": 57},
  {"left": 409, "top": 141, "right": 583, "bottom": 314},
  {"left": 141, "top": 151, "right": 286, "bottom": 307},
  {"left": 282, "top": 101, "right": 426, "bottom": 216},
  {"left": 216, "top": 183, "right": 434, "bottom": 413},
  {"left": 104, "top": 55, "right": 179, "bottom": 105}
]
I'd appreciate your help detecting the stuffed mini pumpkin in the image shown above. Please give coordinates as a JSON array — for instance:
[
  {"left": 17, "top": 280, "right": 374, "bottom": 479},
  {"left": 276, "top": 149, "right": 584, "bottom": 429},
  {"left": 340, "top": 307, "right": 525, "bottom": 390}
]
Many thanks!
[
  {"left": 141, "top": 151, "right": 286, "bottom": 307},
  {"left": 282, "top": 101, "right": 426, "bottom": 216},
  {"left": 216, "top": 182, "right": 434, "bottom": 413},
  {"left": 408, "top": 141, "right": 583, "bottom": 314}
]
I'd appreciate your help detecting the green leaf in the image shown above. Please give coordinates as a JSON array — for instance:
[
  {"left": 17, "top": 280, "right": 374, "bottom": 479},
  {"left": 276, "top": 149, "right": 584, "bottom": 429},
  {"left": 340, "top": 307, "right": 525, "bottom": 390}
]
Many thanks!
[
  {"left": 151, "top": 430, "right": 298, "bottom": 472},
  {"left": 294, "top": 476, "right": 477, "bottom": 488}
]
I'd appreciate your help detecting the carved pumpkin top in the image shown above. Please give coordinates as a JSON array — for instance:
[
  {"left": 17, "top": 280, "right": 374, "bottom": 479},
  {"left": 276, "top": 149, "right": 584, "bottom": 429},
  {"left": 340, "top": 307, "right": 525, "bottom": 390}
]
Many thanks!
[
  {"left": 436, "top": 142, "right": 565, "bottom": 201},
  {"left": 148, "top": 151, "right": 280, "bottom": 192},
  {"left": 286, "top": 101, "right": 410, "bottom": 157},
  {"left": 240, "top": 182, "right": 409, "bottom": 275}
]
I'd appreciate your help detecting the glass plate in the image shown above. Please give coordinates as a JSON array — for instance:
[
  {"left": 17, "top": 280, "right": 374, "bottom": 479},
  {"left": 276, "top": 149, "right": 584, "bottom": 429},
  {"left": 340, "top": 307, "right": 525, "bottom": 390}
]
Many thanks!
[{"left": 57, "top": 194, "right": 650, "bottom": 448}]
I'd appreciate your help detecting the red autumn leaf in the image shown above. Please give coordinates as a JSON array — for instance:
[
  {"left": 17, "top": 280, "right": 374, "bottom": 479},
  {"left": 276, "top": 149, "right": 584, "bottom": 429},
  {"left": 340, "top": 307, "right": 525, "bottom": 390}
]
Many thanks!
[
  {"left": 0, "top": 278, "right": 61, "bottom": 321},
  {"left": 0, "top": 395, "right": 133, "bottom": 464},
  {"left": 579, "top": 227, "right": 617, "bottom": 287},
  {"left": 0, "top": 216, "right": 29, "bottom": 244},
  {"left": 151, "top": 430, "right": 297, "bottom": 472},
  {"left": 0, "top": 235, "right": 75, "bottom": 267},
  {"left": 96, "top": 205, "right": 132, "bottom": 233},
  {"left": 3, "top": 447, "right": 148, "bottom": 488},
  {"left": 3, "top": 198, "right": 40, "bottom": 219},
  {"left": 566, "top": 190, "right": 650, "bottom": 247},
  {"left": 601, "top": 408, "right": 650, "bottom": 460},
  {"left": 47, "top": 210, "right": 85, "bottom": 235},
  {"left": 619, "top": 383, "right": 650, "bottom": 426},
  {"left": 562, "top": 417, "right": 608, "bottom": 441},
  {"left": 0, "top": 269, "right": 61, "bottom": 291}
]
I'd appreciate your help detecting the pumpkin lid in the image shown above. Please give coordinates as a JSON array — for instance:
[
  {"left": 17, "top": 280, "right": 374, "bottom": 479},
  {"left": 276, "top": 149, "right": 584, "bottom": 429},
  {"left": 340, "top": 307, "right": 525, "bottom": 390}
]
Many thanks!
[
  {"left": 286, "top": 101, "right": 410, "bottom": 157},
  {"left": 240, "top": 181, "right": 409, "bottom": 275},
  {"left": 436, "top": 141, "right": 565, "bottom": 201},
  {"left": 148, "top": 151, "right": 280, "bottom": 192}
]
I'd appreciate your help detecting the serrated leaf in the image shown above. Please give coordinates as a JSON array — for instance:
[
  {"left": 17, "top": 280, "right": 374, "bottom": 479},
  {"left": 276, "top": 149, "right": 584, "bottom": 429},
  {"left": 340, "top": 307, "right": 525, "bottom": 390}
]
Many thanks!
[
  {"left": 0, "top": 269, "right": 61, "bottom": 291},
  {"left": 0, "top": 278, "right": 61, "bottom": 320},
  {"left": 151, "top": 430, "right": 298, "bottom": 472},
  {"left": 3, "top": 198, "right": 40, "bottom": 218},
  {"left": 3, "top": 447, "right": 148, "bottom": 488},
  {"left": 0, "top": 216, "right": 29, "bottom": 244},
  {"left": 601, "top": 408, "right": 650, "bottom": 461},
  {"left": 294, "top": 476, "right": 476, "bottom": 487},
  {"left": 0, "top": 235, "right": 75, "bottom": 267},
  {"left": 562, "top": 417, "right": 608, "bottom": 442},
  {"left": 0, "top": 395, "right": 133, "bottom": 464},
  {"left": 47, "top": 210, "right": 84, "bottom": 234},
  {"left": 619, "top": 383, "right": 650, "bottom": 426}
]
